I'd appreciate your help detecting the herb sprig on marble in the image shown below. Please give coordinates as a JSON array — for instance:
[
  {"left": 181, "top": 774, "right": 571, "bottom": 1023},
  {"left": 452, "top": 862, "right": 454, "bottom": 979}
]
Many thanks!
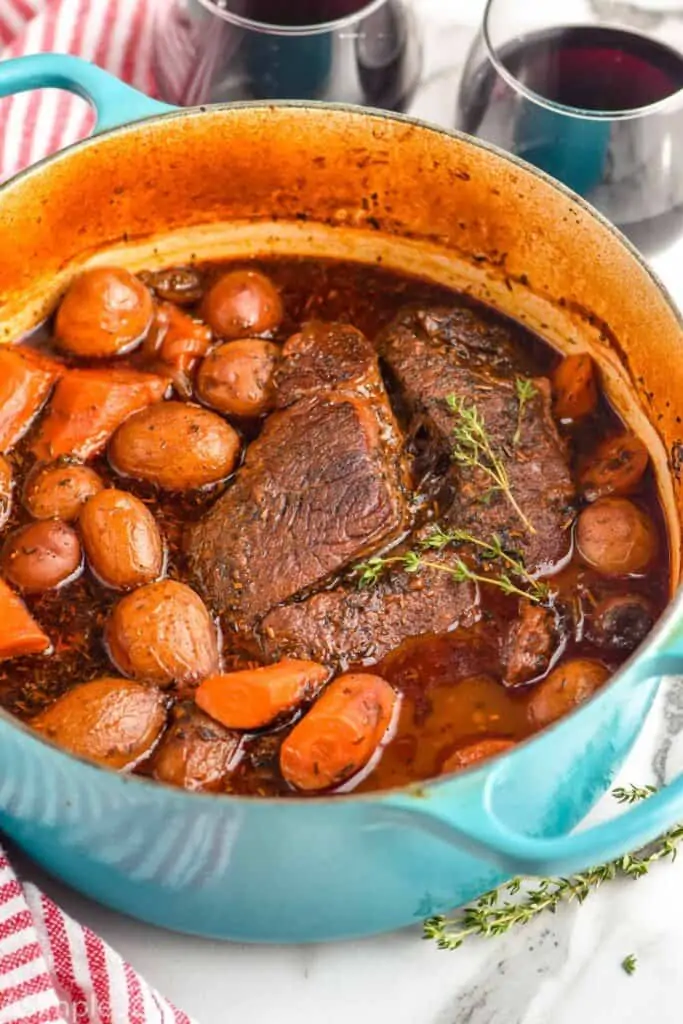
[{"left": 424, "top": 785, "right": 681, "bottom": 951}]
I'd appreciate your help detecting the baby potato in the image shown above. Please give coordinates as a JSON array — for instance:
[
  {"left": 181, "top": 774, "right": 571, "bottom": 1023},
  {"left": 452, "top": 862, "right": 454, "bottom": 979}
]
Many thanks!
[
  {"left": 79, "top": 488, "right": 164, "bottom": 590},
  {"left": 108, "top": 401, "right": 240, "bottom": 491},
  {"left": 31, "top": 677, "right": 167, "bottom": 770},
  {"left": 201, "top": 270, "right": 283, "bottom": 339},
  {"left": 196, "top": 340, "right": 280, "bottom": 417},
  {"left": 151, "top": 704, "right": 241, "bottom": 792},
  {"left": 105, "top": 579, "right": 220, "bottom": 687},
  {"left": 55, "top": 267, "right": 154, "bottom": 358},
  {"left": 589, "top": 593, "right": 655, "bottom": 654},
  {"left": 1, "top": 520, "right": 82, "bottom": 593},
  {"left": 0, "top": 454, "right": 12, "bottom": 529},
  {"left": 579, "top": 433, "right": 649, "bottom": 502},
  {"left": 527, "top": 659, "right": 610, "bottom": 728},
  {"left": 576, "top": 497, "right": 656, "bottom": 575},
  {"left": 23, "top": 461, "right": 103, "bottom": 521}
]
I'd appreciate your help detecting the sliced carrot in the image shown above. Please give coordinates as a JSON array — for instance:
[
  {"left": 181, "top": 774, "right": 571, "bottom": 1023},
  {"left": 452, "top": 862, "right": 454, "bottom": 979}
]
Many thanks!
[
  {"left": 441, "top": 738, "right": 514, "bottom": 775},
  {"left": 196, "top": 658, "right": 328, "bottom": 731},
  {"left": 552, "top": 353, "right": 598, "bottom": 420},
  {"left": 579, "top": 433, "right": 649, "bottom": 501},
  {"left": 0, "top": 347, "right": 62, "bottom": 452},
  {"left": 31, "top": 366, "right": 169, "bottom": 462},
  {"left": 280, "top": 672, "right": 398, "bottom": 792},
  {"left": 144, "top": 302, "right": 212, "bottom": 373},
  {"left": 0, "top": 577, "right": 51, "bottom": 659}
]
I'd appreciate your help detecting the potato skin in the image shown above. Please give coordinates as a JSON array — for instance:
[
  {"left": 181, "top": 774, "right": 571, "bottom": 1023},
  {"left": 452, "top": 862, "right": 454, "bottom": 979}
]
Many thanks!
[
  {"left": 527, "top": 659, "right": 610, "bottom": 728},
  {"left": 1, "top": 520, "right": 82, "bottom": 593},
  {"left": 23, "top": 461, "right": 103, "bottom": 521},
  {"left": 196, "top": 340, "right": 280, "bottom": 417},
  {"left": 201, "top": 270, "right": 283, "bottom": 339},
  {"left": 105, "top": 579, "right": 220, "bottom": 687},
  {"left": 576, "top": 497, "right": 656, "bottom": 575},
  {"left": 108, "top": 401, "right": 240, "bottom": 491},
  {"left": 31, "top": 677, "right": 167, "bottom": 770},
  {"left": 151, "top": 704, "right": 241, "bottom": 791},
  {"left": 0, "top": 454, "right": 12, "bottom": 529},
  {"left": 55, "top": 267, "right": 154, "bottom": 358},
  {"left": 79, "top": 488, "right": 164, "bottom": 590}
]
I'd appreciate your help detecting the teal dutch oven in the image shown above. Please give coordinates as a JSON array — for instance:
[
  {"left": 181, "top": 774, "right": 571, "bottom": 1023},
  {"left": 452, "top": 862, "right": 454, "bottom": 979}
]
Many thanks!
[{"left": 0, "top": 54, "right": 682, "bottom": 943}]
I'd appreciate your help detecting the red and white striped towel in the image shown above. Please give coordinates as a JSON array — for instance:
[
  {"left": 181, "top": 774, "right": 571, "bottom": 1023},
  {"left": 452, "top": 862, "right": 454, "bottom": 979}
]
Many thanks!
[
  {"left": 0, "top": 3, "right": 198, "bottom": 1022},
  {"left": 0, "top": 851, "right": 196, "bottom": 1024},
  {"left": 0, "top": 0, "right": 160, "bottom": 181}
]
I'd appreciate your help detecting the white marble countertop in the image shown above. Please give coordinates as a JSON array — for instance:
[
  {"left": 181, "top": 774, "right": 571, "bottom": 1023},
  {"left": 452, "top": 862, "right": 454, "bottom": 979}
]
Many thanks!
[{"left": 13, "top": 1, "right": 683, "bottom": 1021}]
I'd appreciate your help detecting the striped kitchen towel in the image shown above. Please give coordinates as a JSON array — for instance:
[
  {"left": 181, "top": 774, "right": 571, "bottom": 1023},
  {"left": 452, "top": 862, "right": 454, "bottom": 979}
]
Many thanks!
[
  {"left": 0, "top": 3, "right": 198, "bottom": 1021},
  {"left": 0, "top": 0, "right": 160, "bottom": 181},
  {"left": 0, "top": 847, "right": 196, "bottom": 1024}
]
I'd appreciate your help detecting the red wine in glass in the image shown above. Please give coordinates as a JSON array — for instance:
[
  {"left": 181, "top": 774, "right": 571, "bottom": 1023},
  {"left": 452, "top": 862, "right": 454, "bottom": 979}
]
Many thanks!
[
  {"left": 157, "top": 0, "right": 421, "bottom": 112},
  {"left": 458, "top": 26, "right": 683, "bottom": 254},
  {"left": 215, "top": 0, "right": 372, "bottom": 23}
]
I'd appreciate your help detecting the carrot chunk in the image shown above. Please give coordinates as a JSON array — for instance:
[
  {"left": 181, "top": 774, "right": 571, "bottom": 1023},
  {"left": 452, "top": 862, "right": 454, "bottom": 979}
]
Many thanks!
[
  {"left": 0, "top": 347, "right": 62, "bottom": 452},
  {"left": 0, "top": 577, "right": 51, "bottom": 659},
  {"left": 196, "top": 659, "right": 329, "bottom": 731},
  {"left": 280, "top": 672, "right": 398, "bottom": 792},
  {"left": 552, "top": 353, "right": 598, "bottom": 420},
  {"left": 31, "top": 366, "right": 169, "bottom": 462}
]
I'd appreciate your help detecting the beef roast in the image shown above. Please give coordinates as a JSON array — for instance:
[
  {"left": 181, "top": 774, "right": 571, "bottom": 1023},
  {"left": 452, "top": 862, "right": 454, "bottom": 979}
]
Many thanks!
[
  {"left": 380, "top": 306, "right": 575, "bottom": 572},
  {"left": 185, "top": 322, "right": 409, "bottom": 631},
  {"left": 259, "top": 303, "right": 575, "bottom": 670},
  {"left": 260, "top": 551, "right": 476, "bottom": 668}
]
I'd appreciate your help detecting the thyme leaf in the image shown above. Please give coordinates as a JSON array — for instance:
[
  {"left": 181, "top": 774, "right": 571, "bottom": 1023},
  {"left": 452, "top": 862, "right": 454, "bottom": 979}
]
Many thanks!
[
  {"left": 447, "top": 393, "right": 536, "bottom": 535},
  {"left": 621, "top": 954, "right": 637, "bottom": 976},
  {"left": 513, "top": 377, "right": 538, "bottom": 446}
]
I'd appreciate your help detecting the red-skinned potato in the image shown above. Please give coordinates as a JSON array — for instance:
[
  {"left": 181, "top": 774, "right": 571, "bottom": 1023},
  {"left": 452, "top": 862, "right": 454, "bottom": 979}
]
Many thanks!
[
  {"left": 1, "top": 520, "right": 82, "bottom": 593},
  {"left": 108, "top": 402, "right": 240, "bottom": 491},
  {"left": 105, "top": 579, "right": 219, "bottom": 687},
  {"left": 55, "top": 267, "right": 154, "bottom": 358},
  {"left": 196, "top": 339, "right": 281, "bottom": 417},
  {"left": 31, "top": 678, "right": 167, "bottom": 770},
  {"left": 23, "top": 461, "right": 103, "bottom": 521},
  {"left": 579, "top": 433, "right": 649, "bottom": 502},
  {"left": 576, "top": 497, "right": 657, "bottom": 575},
  {"left": 527, "top": 659, "right": 610, "bottom": 728},
  {"left": 151, "top": 704, "right": 241, "bottom": 791},
  {"left": 201, "top": 270, "right": 283, "bottom": 339},
  {"left": 79, "top": 488, "right": 164, "bottom": 590}
]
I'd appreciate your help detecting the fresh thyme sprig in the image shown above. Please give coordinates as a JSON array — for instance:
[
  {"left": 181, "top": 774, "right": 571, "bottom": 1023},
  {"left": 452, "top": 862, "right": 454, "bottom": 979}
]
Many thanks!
[
  {"left": 355, "top": 550, "right": 538, "bottom": 602},
  {"left": 422, "top": 526, "right": 549, "bottom": 603},
  {"left": 355, "top": 526, "right": 549, "bottom": 604},
  {"left": 447, "top": 393, "right": 536, "bottom": 536},
  {"left": 513, "top": 377, "right": 538, "bottom": 446},
  {"left": 424, "top": 785, "right": 682, "bottom": 951}
]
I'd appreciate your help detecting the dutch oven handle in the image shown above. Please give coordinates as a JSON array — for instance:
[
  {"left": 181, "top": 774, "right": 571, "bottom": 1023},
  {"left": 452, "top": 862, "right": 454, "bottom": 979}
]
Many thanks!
[
  {"left": 0, "top": 53, "right": 175, "bottom": 134},
  {"left": 385, "top": 641, "right": 683, "bottom": 877}
]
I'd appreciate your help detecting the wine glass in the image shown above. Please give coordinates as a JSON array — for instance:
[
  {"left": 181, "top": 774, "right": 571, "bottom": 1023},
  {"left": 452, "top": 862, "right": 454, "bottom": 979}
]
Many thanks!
[
  {"left": 154, "top": 0, "right": 422, "bottom": 113},
  {"left": 457, "top": 0, "right": 683, "bottom": 255}
]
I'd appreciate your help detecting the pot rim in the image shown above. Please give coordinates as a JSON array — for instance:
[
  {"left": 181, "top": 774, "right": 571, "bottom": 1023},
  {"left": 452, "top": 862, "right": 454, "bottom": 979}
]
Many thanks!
[{"left": 2, "top": 98, "right": 681, "bottom": 807}]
